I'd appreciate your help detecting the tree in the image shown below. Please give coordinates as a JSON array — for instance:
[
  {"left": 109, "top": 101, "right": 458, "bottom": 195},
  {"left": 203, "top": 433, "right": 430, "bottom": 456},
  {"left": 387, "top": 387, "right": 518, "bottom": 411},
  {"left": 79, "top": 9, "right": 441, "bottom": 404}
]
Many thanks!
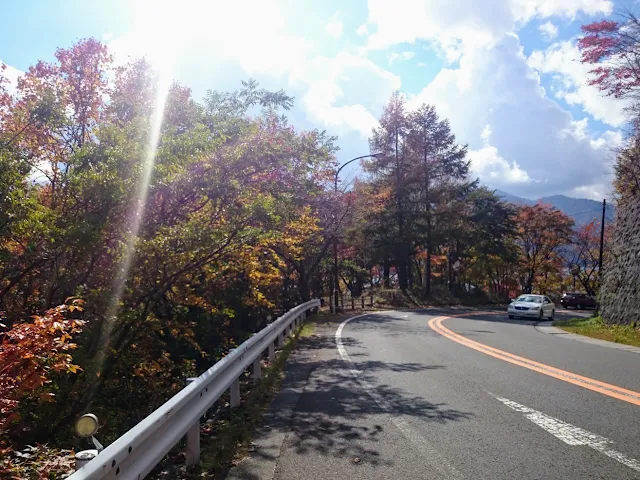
[
  {"left": 0, "top": 38, "right": 342, "bottom": 454},
  {"left": 580, "top": 14, "right": 640, "bottom": 325},
  {"left": 405, "top": 104, "right": 469, "bottom": 295},
  {"left": 366, "top": 92, "right": 412, "bottom": 290},
  {"left": 579, "top": 16, "right": 640, "bottom": 100},
  {"left": 456, "top": 188, "right": 517, "bottom": 298},
  {"left": 514, "top": 204, "right": 574, "bottom": 294},
  {"left": 560, "top": 221, "right": 610, "bottom": 296}
]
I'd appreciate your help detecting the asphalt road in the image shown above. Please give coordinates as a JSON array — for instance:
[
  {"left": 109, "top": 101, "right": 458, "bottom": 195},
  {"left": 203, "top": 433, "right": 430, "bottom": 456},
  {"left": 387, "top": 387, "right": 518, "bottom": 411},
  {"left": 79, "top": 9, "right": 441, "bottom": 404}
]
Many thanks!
[{"left": 234, "top": 308, "right": 640, "bottom": 480}]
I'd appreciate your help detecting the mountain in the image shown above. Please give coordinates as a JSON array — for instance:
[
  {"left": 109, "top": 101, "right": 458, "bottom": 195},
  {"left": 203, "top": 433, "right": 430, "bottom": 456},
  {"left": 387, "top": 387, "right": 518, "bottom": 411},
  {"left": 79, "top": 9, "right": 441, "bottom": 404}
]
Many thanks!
[{"left": 495, "top": 190, "right": 615, "bottom": 226}]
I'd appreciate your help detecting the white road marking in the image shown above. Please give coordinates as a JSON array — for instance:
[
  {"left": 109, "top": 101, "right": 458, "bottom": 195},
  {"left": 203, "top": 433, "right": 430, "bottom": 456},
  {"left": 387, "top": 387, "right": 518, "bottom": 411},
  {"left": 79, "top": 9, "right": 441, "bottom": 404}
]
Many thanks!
[
  {"left": 336, "top": 314, "right": 463, "bottom": 479},
  {"left": 495, "top": 396, "right": 640, "bottom": 473}
]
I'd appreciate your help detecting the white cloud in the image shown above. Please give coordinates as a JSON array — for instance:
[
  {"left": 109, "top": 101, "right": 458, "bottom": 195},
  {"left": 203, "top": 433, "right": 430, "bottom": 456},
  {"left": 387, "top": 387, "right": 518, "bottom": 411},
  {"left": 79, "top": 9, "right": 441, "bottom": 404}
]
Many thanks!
[
  {"left": 107, "top": 1, "right": 401, "bottom": 141},
  {"left": 539, "top": 21, "right": 558, "bottom": 41},
  {"left": 527, "top": 41, "right": 628, "bottom": 127},
  {"left": 362, "top": 0, "right": 612, "bottom": 60},
  {"left": 417, "top": 61, "right": 427, "bottom": 67},
  {"left": 109, "top": 0, "right": 311, "bottom": 78},
  {"left": 0, "top": 61, "right": 23, "bottom": 96},
  {"left": 102, "top": 0, "right": 622, "bottom": 198},
  {"left": 291, "top": 53, "right": 401, "bottom": 137},
  {"left": 481, "top": 124, "right": 492, "bottom": 141},
  {"left": 389, "top": 51, "right": 416, "bottom": 63},
  {"left": 510, "top": 0, "right": 613, "bottom": 22},
  {"left": 326, "top": 16, "right": 343, "bottom": 39},
  {"left": 568, "top": 183, "right": 609, "bottom": 200},
  {"left": 408, "top": 34, "right": 621, "bottom": 196},
  {"left": 469, "top": 145, "right": 532, "bottom": 183},
  {"left": 470, "top": 123, "right": 532, "bottom": 183}
]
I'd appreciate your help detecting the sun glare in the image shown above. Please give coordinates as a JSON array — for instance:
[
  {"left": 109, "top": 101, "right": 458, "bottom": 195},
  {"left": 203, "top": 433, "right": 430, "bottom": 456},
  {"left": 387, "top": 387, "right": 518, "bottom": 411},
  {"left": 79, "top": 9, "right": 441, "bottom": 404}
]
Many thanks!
[{"left": 95, "top": 2, "right": 177, "bottom": 377}]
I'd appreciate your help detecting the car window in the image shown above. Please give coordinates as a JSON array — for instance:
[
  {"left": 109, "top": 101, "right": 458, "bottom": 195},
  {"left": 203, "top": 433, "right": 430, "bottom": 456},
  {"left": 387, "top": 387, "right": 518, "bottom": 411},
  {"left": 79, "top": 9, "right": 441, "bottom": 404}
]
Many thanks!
[
  {"left": 516, "top": 295, "right": 542, "bottom": 303},
  {"left": 544, "top": 297, "right": 551, "bottom": 304}
]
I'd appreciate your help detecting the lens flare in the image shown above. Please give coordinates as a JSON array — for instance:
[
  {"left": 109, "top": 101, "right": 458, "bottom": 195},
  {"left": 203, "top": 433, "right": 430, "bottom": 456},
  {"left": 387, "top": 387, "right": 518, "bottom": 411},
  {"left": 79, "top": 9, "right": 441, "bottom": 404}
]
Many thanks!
[{"left": 92, "top": 56, "right": 174, "bottom": 377}]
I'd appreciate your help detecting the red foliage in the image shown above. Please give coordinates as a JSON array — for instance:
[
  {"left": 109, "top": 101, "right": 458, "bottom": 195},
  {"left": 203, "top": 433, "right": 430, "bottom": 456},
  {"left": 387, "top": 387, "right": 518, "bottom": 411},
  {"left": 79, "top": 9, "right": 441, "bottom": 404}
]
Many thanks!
[
  {"left": 579, "top": 17, "right": 640, "bottom": 98},
  {"left": 0, "top": 300, "right": 85, "bottom": 435},
  {"left": 581, "top": 20, "right": 618, "bottom": 34}
]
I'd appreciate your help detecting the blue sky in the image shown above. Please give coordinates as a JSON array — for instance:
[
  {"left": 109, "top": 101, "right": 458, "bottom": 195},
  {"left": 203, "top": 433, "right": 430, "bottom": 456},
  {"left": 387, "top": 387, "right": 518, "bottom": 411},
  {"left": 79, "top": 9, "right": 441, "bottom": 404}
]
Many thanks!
[{"left": 1, "top": 0, "right": 632, "bottom": 200}]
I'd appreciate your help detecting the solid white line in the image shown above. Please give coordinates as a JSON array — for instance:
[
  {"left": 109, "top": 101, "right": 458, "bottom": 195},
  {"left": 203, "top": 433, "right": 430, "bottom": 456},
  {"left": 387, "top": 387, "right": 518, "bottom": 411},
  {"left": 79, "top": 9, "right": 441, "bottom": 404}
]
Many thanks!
[
  {"left": 336, "top": 313, "right": 463, "bottom": 479},
  {"left": 495, "top": 396, "right": 640, "bottom": 473}
]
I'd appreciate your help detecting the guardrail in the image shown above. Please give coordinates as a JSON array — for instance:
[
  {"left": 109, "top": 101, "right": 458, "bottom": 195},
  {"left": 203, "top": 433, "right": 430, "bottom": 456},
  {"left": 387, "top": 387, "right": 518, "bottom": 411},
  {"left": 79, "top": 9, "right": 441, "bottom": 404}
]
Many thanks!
[{"left": 69, "top": 299, "right": 321, "bottom": 480}]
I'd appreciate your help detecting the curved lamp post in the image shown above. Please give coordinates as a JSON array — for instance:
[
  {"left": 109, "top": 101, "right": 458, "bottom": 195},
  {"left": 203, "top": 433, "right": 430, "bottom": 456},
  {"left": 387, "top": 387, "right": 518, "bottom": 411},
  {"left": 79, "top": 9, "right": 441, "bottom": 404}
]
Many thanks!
[{"left": 332, "top": 153, "right": 382, "bottom": 313}]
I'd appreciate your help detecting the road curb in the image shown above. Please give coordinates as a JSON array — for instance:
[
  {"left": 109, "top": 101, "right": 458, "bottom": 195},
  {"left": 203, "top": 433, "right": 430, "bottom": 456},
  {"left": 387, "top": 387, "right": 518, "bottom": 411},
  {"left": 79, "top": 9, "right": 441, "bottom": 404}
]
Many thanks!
[{"left": 535, "top": 322, "right": 640, "bottom": 354}]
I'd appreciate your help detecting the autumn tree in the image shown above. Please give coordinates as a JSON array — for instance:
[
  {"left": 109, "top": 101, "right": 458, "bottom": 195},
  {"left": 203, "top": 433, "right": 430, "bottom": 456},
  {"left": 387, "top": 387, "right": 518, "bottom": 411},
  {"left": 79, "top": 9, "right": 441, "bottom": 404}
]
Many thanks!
[
  {"left": 405, "top": 104, "right": 469, "bottom": 295},
  {"left": 364, "top": 95, "right": 470, "bottom": 294},
  {"left": 454, "top": 188, "right": 518, "bottom": 298},
  {"left": 579, "top": 16, "right": 640, "bottom": 100},
  {"left": 514, "top": 204, "right": 574, "bottom": 294},
  {"left": 561, "top": 221, "right": 610, "bottom": 296},
  {"left": 366, "top": 92, "right": 413, "bottom": 290},
  {"left": 0, "top": 38, "right": 340, "bottom": 453},
  {"left": 580, "top": 14, "right": 640, "bottom": 325}
]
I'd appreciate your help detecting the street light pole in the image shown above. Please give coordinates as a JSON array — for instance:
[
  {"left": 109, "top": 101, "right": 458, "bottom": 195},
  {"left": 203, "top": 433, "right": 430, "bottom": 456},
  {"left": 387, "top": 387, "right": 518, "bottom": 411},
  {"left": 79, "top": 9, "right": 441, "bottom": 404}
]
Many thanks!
[
  {"left": 598, "top": 199, "right": 606, "bottom": 276},
  {"left": 332, "top": 154, "right": 381, "bottom": 313}
]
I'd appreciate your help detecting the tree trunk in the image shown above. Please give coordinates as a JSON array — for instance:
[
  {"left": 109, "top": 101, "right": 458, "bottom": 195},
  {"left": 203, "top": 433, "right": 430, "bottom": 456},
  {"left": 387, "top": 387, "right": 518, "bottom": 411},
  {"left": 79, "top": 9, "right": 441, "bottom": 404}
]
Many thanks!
[
  {"left": 447, "top": 252, "right": 452, "bottom": 294},
  {"left": 399, "top": 261, "right": 408, "bottom": 291},
  {"left": 425, "top": 244, "right": 432, "bottom": 296},
  {"left": 423, "top": 138, "right": 432, "bottom": 297},
  {"left": 383, "top": 261, "right": 390, "bottom": 288},
  {"left": 297, "top": 264, "right": 311, "bottom": 301}
]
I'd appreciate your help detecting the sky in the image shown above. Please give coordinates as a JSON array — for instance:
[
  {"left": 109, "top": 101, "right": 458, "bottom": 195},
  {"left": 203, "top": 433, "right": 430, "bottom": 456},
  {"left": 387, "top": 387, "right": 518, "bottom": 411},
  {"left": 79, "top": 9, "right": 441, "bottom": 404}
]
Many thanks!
[{"left": 0, "top": 0, "right": 635, "bottom": 200}]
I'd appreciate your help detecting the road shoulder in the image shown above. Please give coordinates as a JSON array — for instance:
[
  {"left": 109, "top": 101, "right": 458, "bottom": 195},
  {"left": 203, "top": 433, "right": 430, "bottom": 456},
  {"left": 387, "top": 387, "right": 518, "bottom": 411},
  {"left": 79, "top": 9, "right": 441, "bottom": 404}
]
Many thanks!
[
  {"left": 225, "top": 329, "right": 324, "bottom": 480},
  {"left": 535, "top": 322, "right": 640, "bottom": 354}
]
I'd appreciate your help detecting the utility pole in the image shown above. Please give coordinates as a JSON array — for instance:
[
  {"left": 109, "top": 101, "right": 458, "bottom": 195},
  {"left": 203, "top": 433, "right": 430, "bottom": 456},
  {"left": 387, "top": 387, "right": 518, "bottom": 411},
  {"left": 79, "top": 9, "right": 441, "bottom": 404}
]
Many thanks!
[
  {"left": 598, "top": 199, "right": 606, "bottom": 276},
  {"left": 332, "top": 153, "right": 382, "bottom": 313}
]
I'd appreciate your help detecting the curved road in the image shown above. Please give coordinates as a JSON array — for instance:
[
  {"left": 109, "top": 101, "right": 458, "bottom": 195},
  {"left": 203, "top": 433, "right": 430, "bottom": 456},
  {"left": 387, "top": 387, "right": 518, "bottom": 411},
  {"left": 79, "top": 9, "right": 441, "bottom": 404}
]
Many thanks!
[{"left": 238, "top": 309, "right": 640, "bottom": 480}]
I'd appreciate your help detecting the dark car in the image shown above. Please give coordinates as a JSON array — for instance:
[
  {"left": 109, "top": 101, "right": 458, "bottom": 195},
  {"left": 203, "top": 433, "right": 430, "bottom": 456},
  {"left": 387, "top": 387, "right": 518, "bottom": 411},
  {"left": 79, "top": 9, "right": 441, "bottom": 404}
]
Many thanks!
[{"left": 560, "top": 292, "right": 597, "bottom": 310}]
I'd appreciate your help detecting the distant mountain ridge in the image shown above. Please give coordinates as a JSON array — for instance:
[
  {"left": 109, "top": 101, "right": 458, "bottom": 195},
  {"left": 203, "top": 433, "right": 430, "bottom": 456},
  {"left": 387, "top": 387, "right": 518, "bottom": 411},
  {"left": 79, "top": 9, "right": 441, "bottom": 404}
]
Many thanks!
[{"left": 495, "top": 190, "right": 615, "bottom": 226}]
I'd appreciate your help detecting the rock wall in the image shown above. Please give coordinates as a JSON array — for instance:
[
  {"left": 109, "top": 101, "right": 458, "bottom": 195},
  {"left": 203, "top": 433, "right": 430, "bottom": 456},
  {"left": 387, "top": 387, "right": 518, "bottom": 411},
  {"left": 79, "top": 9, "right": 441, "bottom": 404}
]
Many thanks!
[{"left": 599, "top": 197, "right": 640, "bottom": 325}]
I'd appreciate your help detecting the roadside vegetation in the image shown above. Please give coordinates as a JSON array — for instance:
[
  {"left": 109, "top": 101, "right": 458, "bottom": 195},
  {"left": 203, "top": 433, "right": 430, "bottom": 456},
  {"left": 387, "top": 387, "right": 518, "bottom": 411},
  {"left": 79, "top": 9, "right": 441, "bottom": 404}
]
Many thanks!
[
  {"left": 553, "top": 316, "right": 640, "bottom": 348},
  {"left": 1, "top": 13, "right": 639, "bottom": 474}
]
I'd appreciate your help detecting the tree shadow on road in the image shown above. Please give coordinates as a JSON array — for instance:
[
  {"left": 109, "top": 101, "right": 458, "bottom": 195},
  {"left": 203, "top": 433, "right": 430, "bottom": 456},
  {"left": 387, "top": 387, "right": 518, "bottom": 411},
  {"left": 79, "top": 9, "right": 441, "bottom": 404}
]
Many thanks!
[{"left": 239, "top": 332, "right": 472, "bottom": 476}]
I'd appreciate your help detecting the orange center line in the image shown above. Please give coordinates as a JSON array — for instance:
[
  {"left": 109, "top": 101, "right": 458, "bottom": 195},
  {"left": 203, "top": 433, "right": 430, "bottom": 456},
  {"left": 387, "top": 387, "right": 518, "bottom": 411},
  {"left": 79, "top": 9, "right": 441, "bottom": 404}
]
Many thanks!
[{"left": 428, "top": 312, "right": 640, "bottom": 407}]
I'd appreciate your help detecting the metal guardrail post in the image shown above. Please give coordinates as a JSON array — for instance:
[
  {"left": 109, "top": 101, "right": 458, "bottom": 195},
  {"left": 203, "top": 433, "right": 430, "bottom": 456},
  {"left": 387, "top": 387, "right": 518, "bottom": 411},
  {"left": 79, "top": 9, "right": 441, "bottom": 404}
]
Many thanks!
[
  {"left": 230, "top": 379, "right": 240, "bottom": 407},
  {"left": 268, "top": 342, "right": 275, "bottom": 362},
  {"left": 253, "top": 356, "right": 261, "bottom": 382},
  {"left": 185, "top": 378, "right": 200, "bottom": 466},
  {"left": 277, "top": 332, "right": 284, "bottom": 348}
]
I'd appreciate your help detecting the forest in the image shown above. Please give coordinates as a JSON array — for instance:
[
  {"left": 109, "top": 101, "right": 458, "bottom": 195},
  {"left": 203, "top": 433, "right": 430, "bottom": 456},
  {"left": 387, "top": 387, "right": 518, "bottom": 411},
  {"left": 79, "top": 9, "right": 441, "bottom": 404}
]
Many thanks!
[{"left": 0, "top": 27, "right": 634, "bottom": 475}]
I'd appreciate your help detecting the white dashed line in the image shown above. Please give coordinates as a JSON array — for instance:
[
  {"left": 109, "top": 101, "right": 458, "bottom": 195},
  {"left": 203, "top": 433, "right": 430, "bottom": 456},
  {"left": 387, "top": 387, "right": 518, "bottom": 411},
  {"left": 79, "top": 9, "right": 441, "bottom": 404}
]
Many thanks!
[{"left": 495, "top": 396, "right": 640, "bottom": 473}]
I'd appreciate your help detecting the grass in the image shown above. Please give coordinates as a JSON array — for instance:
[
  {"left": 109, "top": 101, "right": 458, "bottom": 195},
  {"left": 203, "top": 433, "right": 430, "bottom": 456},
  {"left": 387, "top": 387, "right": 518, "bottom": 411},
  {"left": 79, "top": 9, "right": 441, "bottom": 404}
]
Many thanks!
[{"left": 553, "top": 315, "right": 640, "bottom": 348}]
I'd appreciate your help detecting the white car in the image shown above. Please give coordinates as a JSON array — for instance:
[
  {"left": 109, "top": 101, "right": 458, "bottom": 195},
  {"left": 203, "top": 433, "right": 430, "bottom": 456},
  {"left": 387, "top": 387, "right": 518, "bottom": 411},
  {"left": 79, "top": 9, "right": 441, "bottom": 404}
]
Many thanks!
[{"left": 507, "top": 294, "right": 555, "bottom": 320}]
